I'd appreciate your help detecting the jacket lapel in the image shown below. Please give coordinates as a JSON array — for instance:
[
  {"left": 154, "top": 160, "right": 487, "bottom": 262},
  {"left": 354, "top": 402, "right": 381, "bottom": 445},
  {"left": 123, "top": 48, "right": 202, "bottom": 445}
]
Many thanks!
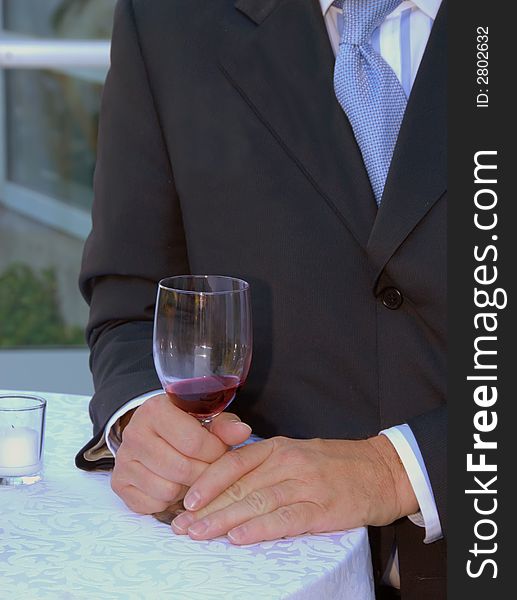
[
  {"left": 366, "top": 1, "right": 447, "bottom": 280},
  {"left": 218, "top": 0, "right": 377, "bottom": 248}
]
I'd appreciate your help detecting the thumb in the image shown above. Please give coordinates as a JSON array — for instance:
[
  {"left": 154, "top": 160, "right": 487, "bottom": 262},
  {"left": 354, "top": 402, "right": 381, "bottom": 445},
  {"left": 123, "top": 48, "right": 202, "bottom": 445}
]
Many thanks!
[{"left": 208, "top": 412, "right": 252, "bottom": 447}]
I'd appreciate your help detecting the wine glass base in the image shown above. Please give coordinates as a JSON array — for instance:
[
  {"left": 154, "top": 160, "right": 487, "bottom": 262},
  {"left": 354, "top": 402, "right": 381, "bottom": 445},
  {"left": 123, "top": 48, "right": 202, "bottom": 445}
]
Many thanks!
[{"left": 152, "top": 500, "right": 186, "bottom": 524}]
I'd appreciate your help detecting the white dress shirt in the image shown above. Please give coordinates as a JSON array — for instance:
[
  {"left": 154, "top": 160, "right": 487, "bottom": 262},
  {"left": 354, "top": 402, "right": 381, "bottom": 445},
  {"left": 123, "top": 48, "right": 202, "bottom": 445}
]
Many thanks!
[{"left": 85, "top": 0, "right": 444, "bottom": 584}]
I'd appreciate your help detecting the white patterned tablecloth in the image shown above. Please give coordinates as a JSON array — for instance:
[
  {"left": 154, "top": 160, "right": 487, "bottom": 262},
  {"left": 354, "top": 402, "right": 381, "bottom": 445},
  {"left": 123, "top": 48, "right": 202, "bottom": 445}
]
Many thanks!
[{"left": 0, "top": 390, "right": 375, "bottom": 600}]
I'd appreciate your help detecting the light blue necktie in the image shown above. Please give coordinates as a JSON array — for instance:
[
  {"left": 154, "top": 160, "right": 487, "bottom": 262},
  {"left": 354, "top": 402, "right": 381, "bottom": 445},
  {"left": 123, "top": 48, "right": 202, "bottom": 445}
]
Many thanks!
[{"left": 333, "top": 0, "right": 407, "bottom": 205}]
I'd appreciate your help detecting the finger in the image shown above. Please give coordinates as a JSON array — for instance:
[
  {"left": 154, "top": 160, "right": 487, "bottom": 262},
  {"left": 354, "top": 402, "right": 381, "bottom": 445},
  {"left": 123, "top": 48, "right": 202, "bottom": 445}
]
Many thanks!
[
  {"left": 114, "top": 459, "right": 186, "bottom": 504},
  {"left": 123, "top": 426, "right": 208, "bottom": 486},
  {"left": 171, "top": 463, "right": 290, "bottom": 532},
  {"left": 175, "top": 482, "right": 300, "bottom": 540},
  {"left": 227, "top": 502, "right": 318, "bottom": 545},
  {"left": 183, "top": 440, "right": 274, "bottom": 510},
  {"left": 172, "top": 475, "right": 256, "bottom": 534},
  {"left": 141, "top": 394, "right": 229, "bottom": 462},
  {"left": 117, "top": 484, "right": 174, "bottom": 515},
  {"left": 208, "top": 413, "right": 252, "bottom": 447}
]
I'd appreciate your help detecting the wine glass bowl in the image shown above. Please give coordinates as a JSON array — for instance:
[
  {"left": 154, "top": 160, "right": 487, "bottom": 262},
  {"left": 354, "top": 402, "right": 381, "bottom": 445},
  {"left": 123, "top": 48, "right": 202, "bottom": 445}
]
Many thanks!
[{"left": 153, "top": 275, "right": 252, "bottom": 426}]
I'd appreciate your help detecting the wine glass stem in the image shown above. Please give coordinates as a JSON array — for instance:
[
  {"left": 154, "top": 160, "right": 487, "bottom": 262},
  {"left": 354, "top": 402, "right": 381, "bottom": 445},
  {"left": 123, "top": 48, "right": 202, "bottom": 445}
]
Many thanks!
[{"left": 199, "top": 417, "right": 212, "bottom": 429}]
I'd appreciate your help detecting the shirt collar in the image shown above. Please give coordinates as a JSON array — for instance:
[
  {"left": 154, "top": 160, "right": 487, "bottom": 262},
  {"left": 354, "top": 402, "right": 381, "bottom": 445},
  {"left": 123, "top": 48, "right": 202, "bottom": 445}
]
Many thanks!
[
  {"left": 320, "top": 0, "right": 441, "bottom": 20},
  {"left": 319, "top": 0, "right": 337, "bottom": 14},
  {"left": 413, "top": 0, "right": 441, "bottom": 20}
]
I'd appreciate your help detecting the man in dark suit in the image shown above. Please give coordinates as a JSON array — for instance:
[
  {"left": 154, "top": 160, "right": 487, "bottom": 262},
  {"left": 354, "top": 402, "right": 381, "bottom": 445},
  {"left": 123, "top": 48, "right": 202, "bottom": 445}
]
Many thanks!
[{"left": 75, "top": 0, "right": 447, "bottom": 597}]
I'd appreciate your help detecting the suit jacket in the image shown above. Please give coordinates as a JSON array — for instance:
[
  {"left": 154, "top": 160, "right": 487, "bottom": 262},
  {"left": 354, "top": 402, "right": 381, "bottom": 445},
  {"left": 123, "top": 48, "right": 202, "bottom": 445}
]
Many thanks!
[{"left": 75, "top": 0, "right": 447, "bottom": 596}]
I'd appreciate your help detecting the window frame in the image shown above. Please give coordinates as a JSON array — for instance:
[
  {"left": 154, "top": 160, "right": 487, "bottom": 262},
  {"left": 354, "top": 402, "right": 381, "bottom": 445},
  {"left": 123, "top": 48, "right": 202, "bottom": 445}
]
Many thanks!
[{"left": 0, "top": 0, "right": 110, "bottom": 240}]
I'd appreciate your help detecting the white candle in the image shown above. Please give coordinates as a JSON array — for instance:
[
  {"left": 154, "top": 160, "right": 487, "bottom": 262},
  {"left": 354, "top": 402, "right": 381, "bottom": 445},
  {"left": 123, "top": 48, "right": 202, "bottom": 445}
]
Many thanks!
[{"left": 0, "top": 426, "right": 40, "bottom": 476}]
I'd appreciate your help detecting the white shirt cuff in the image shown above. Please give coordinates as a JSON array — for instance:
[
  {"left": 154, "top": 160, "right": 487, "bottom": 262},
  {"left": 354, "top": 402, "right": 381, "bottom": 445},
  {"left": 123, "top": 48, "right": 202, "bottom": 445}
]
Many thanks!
[
  {"left": 380, "top": 423, "right": 443, "bottom": 543},
  {"left": 104, "top": 390, "right": 163, "bottom": 456}
]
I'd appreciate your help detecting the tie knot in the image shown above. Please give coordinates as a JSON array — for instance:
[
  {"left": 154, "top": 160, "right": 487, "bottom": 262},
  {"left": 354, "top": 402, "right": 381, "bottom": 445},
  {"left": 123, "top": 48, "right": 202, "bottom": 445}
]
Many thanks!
[{"left": 334, "top": 0, "right": 403, "bottom": 45}]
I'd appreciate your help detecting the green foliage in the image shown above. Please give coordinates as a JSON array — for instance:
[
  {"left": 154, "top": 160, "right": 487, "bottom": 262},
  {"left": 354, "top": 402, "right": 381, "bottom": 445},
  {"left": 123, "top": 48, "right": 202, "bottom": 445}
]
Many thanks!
[{"left": 0, "top": 263, "right": 85, "bottom": 348}]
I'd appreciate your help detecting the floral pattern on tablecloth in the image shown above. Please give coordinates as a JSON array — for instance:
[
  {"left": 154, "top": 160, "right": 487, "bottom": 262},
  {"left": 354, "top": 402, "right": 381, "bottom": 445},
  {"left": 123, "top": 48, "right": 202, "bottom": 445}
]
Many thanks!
[{"left": 0, "top": 390, "right": 375, "bottom": 600}]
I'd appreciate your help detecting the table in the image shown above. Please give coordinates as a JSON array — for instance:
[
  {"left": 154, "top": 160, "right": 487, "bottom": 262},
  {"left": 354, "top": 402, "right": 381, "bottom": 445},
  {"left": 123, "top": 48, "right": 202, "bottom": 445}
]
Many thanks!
[{"left": 0, "top": 390, "right": 375, "bottom": 600}]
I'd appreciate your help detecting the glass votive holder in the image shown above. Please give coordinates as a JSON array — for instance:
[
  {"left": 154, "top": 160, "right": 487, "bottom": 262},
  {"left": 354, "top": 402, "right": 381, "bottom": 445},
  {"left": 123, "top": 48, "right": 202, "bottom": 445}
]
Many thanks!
[{"left": 0, "top": 395, "right": 46, "bottom": 487}]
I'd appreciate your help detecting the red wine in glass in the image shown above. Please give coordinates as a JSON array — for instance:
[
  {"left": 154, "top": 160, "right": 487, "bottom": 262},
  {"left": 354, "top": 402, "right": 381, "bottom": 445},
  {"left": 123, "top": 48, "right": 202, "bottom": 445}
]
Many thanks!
[
  {"left": 153, "top": 275, "right": 252, "bottom": 426},
  {"left": 165, "top": 375, "right": 242, "bottom": 419}
]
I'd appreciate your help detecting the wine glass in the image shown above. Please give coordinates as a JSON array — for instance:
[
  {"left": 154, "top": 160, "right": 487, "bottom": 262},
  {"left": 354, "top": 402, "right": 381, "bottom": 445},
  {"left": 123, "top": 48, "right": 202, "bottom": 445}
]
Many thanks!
[
  {"left": 151, "top": 276, "right": 252, "bottom": 524},
  {"left": 153, "top": 275, "right": 252, "bottom": 427}
]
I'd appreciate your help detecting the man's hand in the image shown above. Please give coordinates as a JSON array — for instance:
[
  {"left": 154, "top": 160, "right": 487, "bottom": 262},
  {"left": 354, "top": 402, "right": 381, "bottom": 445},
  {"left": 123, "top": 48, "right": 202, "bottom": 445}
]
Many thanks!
[
  {"left": 170, "top": 435, "right": 418, "bottom": 544},
  {"left": 110, "top": 394, "right": 252, "bottom": 515}
]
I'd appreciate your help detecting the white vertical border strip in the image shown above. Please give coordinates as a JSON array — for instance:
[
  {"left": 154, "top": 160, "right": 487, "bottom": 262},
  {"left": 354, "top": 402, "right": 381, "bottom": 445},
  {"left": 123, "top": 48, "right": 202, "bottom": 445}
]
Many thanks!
[{"left": 0, "top": 0, "right": 7, "bottom": 203}]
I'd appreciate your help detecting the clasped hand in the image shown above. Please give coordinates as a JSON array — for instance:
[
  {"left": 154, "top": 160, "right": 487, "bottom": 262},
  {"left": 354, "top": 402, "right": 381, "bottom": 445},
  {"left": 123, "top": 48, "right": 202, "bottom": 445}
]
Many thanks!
[
  {"left": 111, "top": 394, "right": 418, "bottom": 545},
  {"left": 110, "top": 394, "right": 252, "bottom": 515},
  {"left": 171, "top": 435, "right": 417, "bottom": 545}
]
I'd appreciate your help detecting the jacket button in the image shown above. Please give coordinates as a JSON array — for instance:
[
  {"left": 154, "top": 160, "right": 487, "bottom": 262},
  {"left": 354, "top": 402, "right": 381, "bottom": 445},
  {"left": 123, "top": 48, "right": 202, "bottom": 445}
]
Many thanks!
[{"left": 381, "top": 287, "right": 403, "bottom": 310}]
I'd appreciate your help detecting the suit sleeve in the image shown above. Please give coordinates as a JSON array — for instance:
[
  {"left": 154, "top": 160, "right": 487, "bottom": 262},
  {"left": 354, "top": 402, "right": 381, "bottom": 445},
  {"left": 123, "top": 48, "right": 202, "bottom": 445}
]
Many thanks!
[
  {"left": 407, "top": 406, "right": 447, "bottom": 536},
  {"left": 75, "top": 0, "right": 189, "bottom": 471}
]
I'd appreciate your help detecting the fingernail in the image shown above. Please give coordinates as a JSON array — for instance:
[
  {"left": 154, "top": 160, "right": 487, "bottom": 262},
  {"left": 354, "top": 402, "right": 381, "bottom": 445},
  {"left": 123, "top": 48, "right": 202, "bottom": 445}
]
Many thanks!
[
  {"left": 171, "top": 512, "right": 194, "bottom": 532},
  {"left": 184, "top": 490, "right": 201, "bottom": 510},
  {"left": 227, "top": 525, "right": 245, "bottom": 543},
  {"left": 234, "top": 422, "right": 252, "bottom": 433},
  {"left": 188, "top": 519, "right": 209, "bottom": 536}
]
